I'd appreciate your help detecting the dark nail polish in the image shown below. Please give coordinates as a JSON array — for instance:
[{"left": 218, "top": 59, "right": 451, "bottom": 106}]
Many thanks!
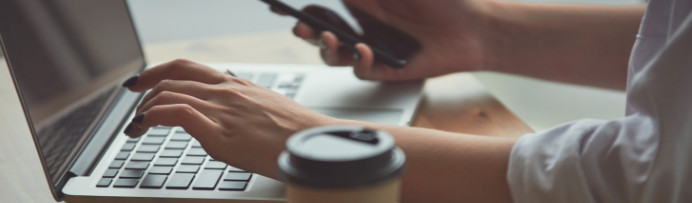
[
  {"left": 122, "top": 75, "right": 139, "bottom": 87},
  {"left": 292, "top": 27, "right": 299, "bottom": 37},
  {"left": 132, "top": 113, "right": 145, "bottom": 124},
  {"left": 123, "top": 123, "right": 133, "bottom": 134}
]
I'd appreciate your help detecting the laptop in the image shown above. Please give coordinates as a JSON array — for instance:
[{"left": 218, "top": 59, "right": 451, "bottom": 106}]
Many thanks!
[{"left": 0, "top": 0, "right": 422, "bottom": 202}]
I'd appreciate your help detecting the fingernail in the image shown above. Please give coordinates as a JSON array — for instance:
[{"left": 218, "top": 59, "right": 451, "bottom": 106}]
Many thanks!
[
  {"left": 353, "top": 51, "right": 361, "bottom": 60},
  {"left": 292, "top": 27, "right": 299, "bottom": 37},
  {"left": 349, "top": 44, "right": 361, "bottom": 60},
  {"left": 318, "top": 38, "right": 327, "bottom": 50},
  {"left": 132, "top": 113, "right": 145, "bottom": 124},
  {"left": 122, "top": 75, "right": 138, "bottom": 87},
  {"left": 123, "top": 123, "right": 133, "bottom": 134}
]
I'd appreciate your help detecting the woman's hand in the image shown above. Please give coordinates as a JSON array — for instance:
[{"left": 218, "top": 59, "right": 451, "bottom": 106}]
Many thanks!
[
  {"left": 122, "top": 59, "right": 337, "bottom": 177},
  {"left": 274, "top": 0, "right": 496, "bottom": 81}
]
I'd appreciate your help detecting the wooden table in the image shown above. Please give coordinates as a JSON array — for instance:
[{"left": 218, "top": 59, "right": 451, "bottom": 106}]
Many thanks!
[{"left": 0, "top": 30, "right": 532, "bottom": 203}]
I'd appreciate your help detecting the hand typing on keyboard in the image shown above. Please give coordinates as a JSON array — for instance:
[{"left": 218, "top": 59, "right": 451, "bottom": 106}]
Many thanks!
[{"left": 121, "top": 59, "right": 338, "bottom": 178}]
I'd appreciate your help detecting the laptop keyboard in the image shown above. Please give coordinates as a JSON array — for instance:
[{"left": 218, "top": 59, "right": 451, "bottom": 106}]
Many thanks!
[
  {"left": 97, "top": 126, "right": 252, "bottom": 191},
  {"left": 232, "top": 71, "right": 305, "bottom": 99},
  {"left": 95, "top": 71, "right": 305, "bottom": 191}
]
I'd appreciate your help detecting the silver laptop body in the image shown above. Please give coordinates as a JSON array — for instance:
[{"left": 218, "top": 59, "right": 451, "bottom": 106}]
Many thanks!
[{"left": 0, "top": 0, "right": 422, "bottom": 202}]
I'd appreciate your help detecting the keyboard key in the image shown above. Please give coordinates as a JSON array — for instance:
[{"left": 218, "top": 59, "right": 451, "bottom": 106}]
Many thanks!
[
  {"left": 224, "top": 172, "right": 252, "bottom": 181},
  {"left": 165, "top": 141, "right": 188, "bottom": 149},
  {"left": 130, "top": 153, "right": 155, "bottom": 161},
  {"left": 119, "top": 169, "right": 145, "bottom": 178},
  {"left": 170, "top": 133, "right": 192, "bottom": 141},
  {"left": 154, "top": 158, "right": 178, "bottom": 166},
  {"left": 113, "top": 179, "right": 139, "bottom": 188},
  {"left": 218, "top": 181, "right": 247, "bottom": 191},
  {"left": 126, "top": 137, "right": 141, "bottom": 143},
  {"left": 186, "top": 148, "right": 207, "bottom": 156},
  {"left": 166, "top": 173, "right": 195, "bottom": 189},
  {"left": 96, "top": 178, "right": 112, "bottom": 187},
  {"left": 181, "top": 156, "right": 205, "bottom": 165},
  {"left": 142, "top": 137, "right": 165, "bottom": 145},
  {"left": 176, "top": 165, "right": 200, "bottom": 173},
  {"left": 204, "top": 161, "right": 227, "bottom": 169},
  {"left": 137, "top": 145, "right": 160, "bottom": 153},
  {"left": 114, "top": 152, "right": 130, "bottom": 160},
  {"left": 227, "top": 166, "right": 245, "bottom": 172},
  {"left": 140, "top": 174, "right": 168, "bottom": 188},
  {"left": 278, "top": 81, "right": 298, "bottom": 89},
  {"left": 257, "top": 73, "right": 277, "bottom": 88},
  {"left": 148, "top": 166, "right": 173, "bottom": 175},
  {"left": 191, "top": 140, "right": 202, "bottom": 148},
  {"left": 109, "top": 160, "right": 124, "bottom": 169},
  {"left": 192, "top": 170, "right": 223, "bottom": 190},
  {"left": 159, "top": 150, "right": 183, "bottom": 158},
  {"left": 147, "top": 128, "right": 170, "bottom": 137},
  {"left": 125, "top": 162, "right": 149, "bottom": 170},
  {"left": 121, "top": 143, "right": 135, "bottom": 151},
  {"left": 103, "top": 169, "right": 119, "bottom": 178}
]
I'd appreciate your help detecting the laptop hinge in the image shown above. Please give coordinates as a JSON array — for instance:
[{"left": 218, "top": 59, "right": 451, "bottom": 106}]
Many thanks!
[{"left": 68, "top": 89, "right": 142, "bottom": 176}]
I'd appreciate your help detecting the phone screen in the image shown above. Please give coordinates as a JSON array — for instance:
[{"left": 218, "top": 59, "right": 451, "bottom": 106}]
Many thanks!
[{"left": 279, "top": 0, "right": 421, "bottom": 64}]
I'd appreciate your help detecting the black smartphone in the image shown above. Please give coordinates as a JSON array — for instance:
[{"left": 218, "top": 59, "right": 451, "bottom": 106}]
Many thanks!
[{"left": 260, "top": 0, "right": 421, "bottom": 69}]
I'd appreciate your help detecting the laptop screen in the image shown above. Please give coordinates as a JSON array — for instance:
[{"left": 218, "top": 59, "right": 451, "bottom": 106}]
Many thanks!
[{"left": 0, "top": 0, "right": 143, "bottom": 188}]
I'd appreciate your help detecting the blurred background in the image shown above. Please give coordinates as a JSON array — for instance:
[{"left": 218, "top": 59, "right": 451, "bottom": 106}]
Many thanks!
[
  {"left": 125, "top": 0, "right": 645, "bottom": 132},
  {"left": 128, "top": 0, "right": 644, "bottom": 43}
]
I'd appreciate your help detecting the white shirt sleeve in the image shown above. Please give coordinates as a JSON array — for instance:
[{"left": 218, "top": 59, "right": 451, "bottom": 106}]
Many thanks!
[{"left": 507, "top": 4, "right": 692, "bottom": 203}]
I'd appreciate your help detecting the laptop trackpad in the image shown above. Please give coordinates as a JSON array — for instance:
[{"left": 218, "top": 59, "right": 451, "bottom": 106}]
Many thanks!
[{"left": 308, "top": 107, "right": 403, "bottom": 126}]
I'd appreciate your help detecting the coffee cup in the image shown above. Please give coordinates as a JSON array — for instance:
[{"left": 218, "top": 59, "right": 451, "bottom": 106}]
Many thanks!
[{"left": 278, "top": 125, "right": 406, "bottom": 203}]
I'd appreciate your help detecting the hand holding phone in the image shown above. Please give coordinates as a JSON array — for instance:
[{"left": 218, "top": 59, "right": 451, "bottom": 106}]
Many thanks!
[
  {"left": 260, "top": 0, "right": 420, "bottom": 69},
  {"left": 262, "top": 0, "right": 489, "bottom": 82}
]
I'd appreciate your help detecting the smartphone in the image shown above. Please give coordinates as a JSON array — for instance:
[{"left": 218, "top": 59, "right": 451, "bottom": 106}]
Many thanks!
[{"left": 260, "top": 0, "right": 421, "bottom": 69}]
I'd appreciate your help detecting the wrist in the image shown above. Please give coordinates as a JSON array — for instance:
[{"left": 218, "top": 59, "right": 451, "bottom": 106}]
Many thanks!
[{"left": 476, "top": 0, "right": 531, "bottom": 73}]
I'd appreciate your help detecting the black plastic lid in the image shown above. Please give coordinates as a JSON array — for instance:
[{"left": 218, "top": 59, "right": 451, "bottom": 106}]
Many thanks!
[{"left": 278, "top": 125, "right": 406, "bottom": 189}]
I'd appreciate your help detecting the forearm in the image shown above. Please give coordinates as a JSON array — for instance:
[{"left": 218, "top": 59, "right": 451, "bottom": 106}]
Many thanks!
[
  {"left": 343, "top": 119, "right": 517, "bottom": 203},
  {"left": 482, "top": 1, "right": 645, "bottom": 90},
  {"left": 250, "top": 116, "right": 516, "bottom": 202}
]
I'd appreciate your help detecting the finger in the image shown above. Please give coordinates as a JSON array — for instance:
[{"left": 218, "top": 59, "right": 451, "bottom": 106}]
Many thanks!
[
  {"left": 126, "top": 92, "right": 213, "bottom": 137},
  {"left": 352, "top": 43, "right": 378, "bottom": 80},
  {"left": 270, "top": 6, "right": 288, "bottom": 16},
  {"left": 127, "top": 104, "right": 221, "bottom": 146},
  {"left": 294, "top": 21, "right": 319, "bottom": 45},
  {"left": 320, "top": 31, "right": 353, "bottom": 66},
  {"left": 136, "top": 79, "right": 212, "bottom": 112},
  {"left": 125, "top": 59, "right": 226, "bottom": 92},
  {"left": 128, "top": 92, "right": 216, "bottom": 137},
  {"left": 136, "top": 90, "right": 215, "bottom": 117},
  {"left": 294, "top": 5, "right": 358, "bottom": 46},
  {"left": 126, "top": 92, "right": 212, "bottom": 137}
]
